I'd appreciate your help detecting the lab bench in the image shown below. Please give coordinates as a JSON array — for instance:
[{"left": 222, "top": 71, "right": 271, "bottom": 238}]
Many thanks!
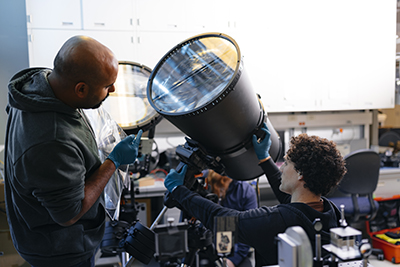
[{"left": 375, "top": 168, "right": 400, "bottom": 200}]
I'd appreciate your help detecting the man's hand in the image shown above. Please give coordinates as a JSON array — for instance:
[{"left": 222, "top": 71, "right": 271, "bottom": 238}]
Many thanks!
[
  {"left": 107, "top": 130, "right": 143, "bottom": 169},
  {"left": 252, "top": 122, "right": 272, "bottom": 161},
  {"left": 164, "top": 164, "right": 188, "bottom": 192}
]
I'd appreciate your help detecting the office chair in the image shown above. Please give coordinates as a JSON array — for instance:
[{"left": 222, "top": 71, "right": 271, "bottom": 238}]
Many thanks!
[{"left": 328, "top": 149, "right": 380, "bottom": 223}]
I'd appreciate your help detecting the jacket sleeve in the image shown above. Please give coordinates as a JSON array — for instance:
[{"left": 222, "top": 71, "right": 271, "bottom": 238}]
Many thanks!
[
  {"left": 172, "top": 187, "right": 251, "bottom": 266},
  {"left": 171, "top": 185, "right": 287, "bottom": 264},
  {"left": 259, "top": 159, "right": 291, "bottom": 204},
  {"left": 172, "top": 186, "right": 241, "bottom": 231}
]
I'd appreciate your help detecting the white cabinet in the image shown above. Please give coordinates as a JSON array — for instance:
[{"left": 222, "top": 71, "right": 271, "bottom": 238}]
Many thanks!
[
  {"left": 135, "top": 31, "right": 194, "bottom": 69},
  {"left": 27, "top": 29, "right": 136, "bottom": 67},
  {"left": 26, "top": 0, "right": 137, "bottom": 67},
  {"left": 82, "top": 0, "right": 135, "bottom": 31},
  {"left": 27, "top": 29, "right": 83, "bottom": 67},
  {"left": 135, "top": 0, "right": 186, "bottom": 32},
  {"left": 229, "top": 0, "right": 396, "bottom": 113},
  {"left": 83, "top": 31, "right": 136, "bottom": 62},
  {"left": 24, "top": 0, "right": 396, "bottom": 113},
  {"left": 26, "top": 0, "right": 82, "bottom": 29},
  {"left": 183, "top": 0, "right": 232, "bottom": 34}
]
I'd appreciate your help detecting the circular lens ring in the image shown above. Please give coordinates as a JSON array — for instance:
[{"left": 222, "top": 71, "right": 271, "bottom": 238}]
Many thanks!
[
  {"left": 104, "top": 61, "right": 163, "bottom": 134},
  {"left": 147, "top": 33, "right": 242, "bottom": 116}
]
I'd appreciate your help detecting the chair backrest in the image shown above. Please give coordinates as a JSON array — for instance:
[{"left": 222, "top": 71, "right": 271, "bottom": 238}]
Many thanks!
[{"left": 337, "top": 149, "right": 380, "bottom": 196}]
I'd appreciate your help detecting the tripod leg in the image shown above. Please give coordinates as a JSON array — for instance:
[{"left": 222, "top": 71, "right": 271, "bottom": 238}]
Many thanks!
[
  {"left": 121, "top": 252, "right": 129, "bottom": 266},
  {"left": 151, "top": 206, "right": 169, "bottom": 230}
]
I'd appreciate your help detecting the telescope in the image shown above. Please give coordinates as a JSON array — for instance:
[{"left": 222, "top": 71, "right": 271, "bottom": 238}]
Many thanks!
[{"left": 147, "top": 32, "right": 282, "bottom": 180}]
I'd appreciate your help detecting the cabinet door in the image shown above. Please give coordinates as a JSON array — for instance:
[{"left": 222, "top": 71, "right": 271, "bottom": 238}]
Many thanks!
[
  {"left": 135, "top": 0, "right": 186, "bottom": 32},
  {"left": 82, "top": 0, "right": 135, "bottom": 31},
  {"left": 28, "top": 29, "right": 135, "bottom": 67},
  {"left": 135, "top": 31, "right": 195, "bottom": 70},
  {"left": 183, "top": 0, "right": 231, "bottom": 34},
  {"left": 231, "top": 0, "right": 396, "bottom": 112},
  {"left": 317, "top": 0, "right": 396, "bottom": 111},
  {"left": 28, "top": 29, "right": 83, "bottom": 67},
  {"left": 83, "top": 31, "right": 136, "bottom": 62},
  {"left": 26, "top": 0, "right": 82, "bottom": 29}
]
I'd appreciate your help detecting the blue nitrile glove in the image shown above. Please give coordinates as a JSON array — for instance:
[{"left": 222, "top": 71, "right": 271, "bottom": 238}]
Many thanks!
[
  {"left": 164, "top": 164, "right": 188, "bottom": 193},
  {"left": 252, "top": 122, "right": 272, "bottom": 160},
  {"left": 107, "top": 130, "right": 143, "bottom": 168}
]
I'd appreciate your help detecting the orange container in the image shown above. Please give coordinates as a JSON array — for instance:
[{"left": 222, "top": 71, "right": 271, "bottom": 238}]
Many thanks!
[
  {"left": 366, "top": 196, "right": 400, "bottom": 263},
  {"left": 366, "top": 223, "right": 400, "bottom": 263}
]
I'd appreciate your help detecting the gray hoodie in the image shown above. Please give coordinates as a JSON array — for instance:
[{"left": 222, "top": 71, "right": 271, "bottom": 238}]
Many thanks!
[{"left": 4, "top": 68, "right": 105, "bottom": 267}]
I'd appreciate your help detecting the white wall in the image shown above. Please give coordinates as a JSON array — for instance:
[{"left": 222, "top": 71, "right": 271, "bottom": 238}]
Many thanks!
[
  {"left": 236, "top": 0, "right": 397, "bottom": 112},
  {"left": 0, "top": 0, "right": 30, "bottom": 163}
]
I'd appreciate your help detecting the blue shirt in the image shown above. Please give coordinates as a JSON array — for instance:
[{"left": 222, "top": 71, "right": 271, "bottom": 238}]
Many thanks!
[{"left": 220, "top": 180, "right": 258, "bottom": 266}]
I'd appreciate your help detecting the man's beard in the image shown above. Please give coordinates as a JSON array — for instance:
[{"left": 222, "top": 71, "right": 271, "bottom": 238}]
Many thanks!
[{"left": 92, "top": 93, "right": 109, "bottom": 109}]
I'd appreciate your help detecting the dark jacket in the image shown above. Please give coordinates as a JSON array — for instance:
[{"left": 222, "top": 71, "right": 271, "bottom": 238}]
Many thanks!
[
  {"left": 171, "top": 159, "right": 340, "bottom": 266},
  {"left": 4, "top": 68, "right": 104, "bottom": 267}
]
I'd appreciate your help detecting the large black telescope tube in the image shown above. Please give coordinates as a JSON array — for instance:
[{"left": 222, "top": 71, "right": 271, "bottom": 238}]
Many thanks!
[{"left": 147, "top": 33, "right": 281, "bottom": 180}]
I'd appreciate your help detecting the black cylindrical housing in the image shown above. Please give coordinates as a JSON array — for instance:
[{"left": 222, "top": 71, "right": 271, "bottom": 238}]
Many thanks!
[{"left": 147, "top": 33, "right": 281, "bottom": 180}]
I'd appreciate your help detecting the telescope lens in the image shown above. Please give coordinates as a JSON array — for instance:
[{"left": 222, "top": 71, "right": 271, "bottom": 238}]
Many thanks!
[
  {"left": 103, "top": 61, "right": 161, "bottom": 134},
  {"left": 150, "top": 36, "right": 238, "bottom": 114}
]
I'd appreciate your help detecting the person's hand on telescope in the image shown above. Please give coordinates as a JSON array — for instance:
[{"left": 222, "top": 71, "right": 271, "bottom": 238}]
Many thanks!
[
  {"left": 107, "top": 129, "right": 143, "bottom": 169},
  {"left": 252, "top": 122, "right": 272, "bottom": 161},
  {"left": 164, "top": 164, "right": 188, "bottom": 192}
]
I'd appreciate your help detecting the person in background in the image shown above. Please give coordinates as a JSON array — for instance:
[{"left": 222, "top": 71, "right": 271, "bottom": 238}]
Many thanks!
[
  {"left": 4, "top": 35, "right": 142, "bottom": 267},
  {"left": 202, "top": 169, "right": 257, "bottom": 267},
  {"left": 164, "top": 123, "right": 347, "bottom": 266}
]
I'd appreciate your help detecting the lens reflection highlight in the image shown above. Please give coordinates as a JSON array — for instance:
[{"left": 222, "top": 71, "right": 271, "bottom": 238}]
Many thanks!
[
  {"left": 103, "top": 62, "right": 158, "bottom": 129},
  {"left": 150, "top": 36, "right": 238, "bottom": 113}
]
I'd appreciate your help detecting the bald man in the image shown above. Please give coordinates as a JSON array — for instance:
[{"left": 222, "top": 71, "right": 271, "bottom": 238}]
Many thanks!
[{"left": 4, "top": 36, "right": 142, "bottom": 267}]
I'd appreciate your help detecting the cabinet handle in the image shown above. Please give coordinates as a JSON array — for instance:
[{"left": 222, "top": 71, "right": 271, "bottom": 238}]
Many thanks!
[
  {"left": 62, "top": 22, "right": 74, "bottom": 26},
  {"left": 94, "top": 22, "right": 106, "bottom": 27}
]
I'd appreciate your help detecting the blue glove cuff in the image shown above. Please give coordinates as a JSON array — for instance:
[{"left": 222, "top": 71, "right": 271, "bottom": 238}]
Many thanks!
[{"left": 164, "top": 165, "right": 188, "bottom": 192}]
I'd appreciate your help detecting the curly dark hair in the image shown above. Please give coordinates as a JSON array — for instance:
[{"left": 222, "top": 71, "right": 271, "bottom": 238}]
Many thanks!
[{"left": 286, "top": 133, "right": 347, "bottom": 196}]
